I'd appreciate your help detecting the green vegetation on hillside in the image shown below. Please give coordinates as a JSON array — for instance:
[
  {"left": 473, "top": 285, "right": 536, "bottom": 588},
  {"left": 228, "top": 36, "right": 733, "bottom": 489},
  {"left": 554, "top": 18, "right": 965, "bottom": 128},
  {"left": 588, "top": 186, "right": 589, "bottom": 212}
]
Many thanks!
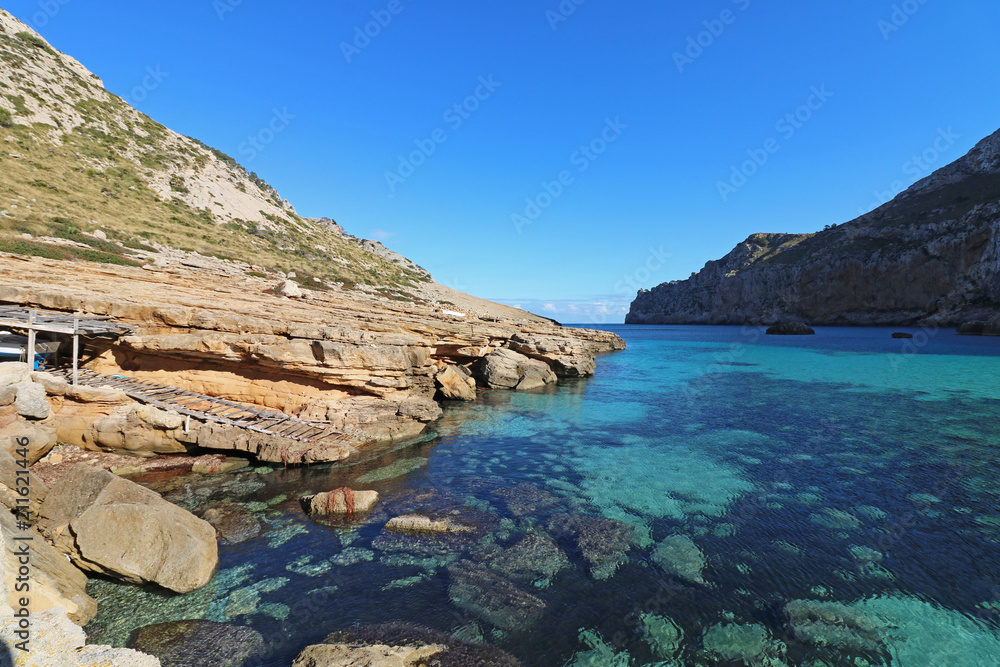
[{"left": 0, "top": 28, "right": 428, "bottom": 290}]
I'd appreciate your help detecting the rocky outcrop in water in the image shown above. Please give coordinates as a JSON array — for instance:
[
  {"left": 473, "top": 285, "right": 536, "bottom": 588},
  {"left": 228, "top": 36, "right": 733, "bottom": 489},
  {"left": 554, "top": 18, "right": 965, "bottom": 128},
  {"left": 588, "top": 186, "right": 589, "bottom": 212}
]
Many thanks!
[
  {"left": 548, "top": 513, "right": 635, "bottom": 581},
  {"left": 653, "top": 534, "right": 707, "bottom": 585},
  {"left": 195, "top": 502, "right": 262, "bottom": 545},
  {"left": 301, "top": 488, "right": 380, "bottom": 518},
  {"left": 627, "top": 128, "right": 1000, "bottom": 326},
  {"left": 297, "top": 622, "right": 522, "bottom": 667},
  {"left": 447, "top": 562, "right": 548, "bottom": 632},
  {"left": 35, "top": 464, "right": 217, "bottom": 593},
  {"left": 128, "top": 619, "right": 264, "bottom": 667}
]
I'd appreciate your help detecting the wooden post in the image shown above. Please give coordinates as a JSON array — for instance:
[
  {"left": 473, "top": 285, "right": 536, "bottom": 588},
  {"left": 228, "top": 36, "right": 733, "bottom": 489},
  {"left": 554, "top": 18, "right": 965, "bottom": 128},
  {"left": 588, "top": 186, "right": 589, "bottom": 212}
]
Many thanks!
[
  {"left": 72, "top": 318, "right": 79, "bottom": 386},
  {"left": 26, "top": 310, "right": 36, "bottom": 370}
]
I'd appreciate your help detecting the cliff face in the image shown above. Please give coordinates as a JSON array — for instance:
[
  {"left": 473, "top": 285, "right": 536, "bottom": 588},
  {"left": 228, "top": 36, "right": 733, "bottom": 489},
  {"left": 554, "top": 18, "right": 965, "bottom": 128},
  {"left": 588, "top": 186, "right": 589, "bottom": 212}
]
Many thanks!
[{"left": 627, "top": 129, "right": 1000, "bottom": 326}]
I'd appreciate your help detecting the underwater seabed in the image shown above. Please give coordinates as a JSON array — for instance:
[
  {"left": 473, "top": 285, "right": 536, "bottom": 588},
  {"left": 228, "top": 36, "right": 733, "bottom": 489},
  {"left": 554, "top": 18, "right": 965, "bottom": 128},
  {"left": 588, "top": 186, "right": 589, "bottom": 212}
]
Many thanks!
[{"left": 84, "top": 326, "right": 1000, "bottom": 666}]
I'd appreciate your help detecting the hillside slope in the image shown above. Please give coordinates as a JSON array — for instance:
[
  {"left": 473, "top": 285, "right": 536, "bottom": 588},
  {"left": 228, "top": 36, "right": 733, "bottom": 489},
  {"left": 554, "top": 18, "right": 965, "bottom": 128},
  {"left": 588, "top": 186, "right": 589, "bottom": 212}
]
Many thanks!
[
  {"left": 0, "top": 8, "right": 427, "bottom": 290},
  {"left": 627, "top": 128, "right": 1000, "bottom": 326}
]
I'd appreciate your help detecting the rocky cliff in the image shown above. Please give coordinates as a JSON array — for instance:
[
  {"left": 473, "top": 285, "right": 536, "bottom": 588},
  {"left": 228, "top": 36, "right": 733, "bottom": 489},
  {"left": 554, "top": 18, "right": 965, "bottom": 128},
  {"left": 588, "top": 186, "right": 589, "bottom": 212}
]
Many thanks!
[{"left": 627, "top": 128, "right": 1000, "bottom": 325}]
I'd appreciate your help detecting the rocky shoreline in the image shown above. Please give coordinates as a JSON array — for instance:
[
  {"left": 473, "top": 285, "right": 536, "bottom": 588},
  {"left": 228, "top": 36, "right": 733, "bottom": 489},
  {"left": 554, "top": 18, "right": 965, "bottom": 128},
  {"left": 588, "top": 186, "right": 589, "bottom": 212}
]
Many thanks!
[{"left": 0, "top": 252, "right": 624, "bottom": 666}]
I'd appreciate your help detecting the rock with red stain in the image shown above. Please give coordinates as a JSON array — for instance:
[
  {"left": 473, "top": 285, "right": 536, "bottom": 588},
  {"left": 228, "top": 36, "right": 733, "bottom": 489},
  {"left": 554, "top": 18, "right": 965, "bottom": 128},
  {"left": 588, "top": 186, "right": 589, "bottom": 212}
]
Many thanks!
[{"left": 300, "top": 488, "right": 378, "bottom": 517}]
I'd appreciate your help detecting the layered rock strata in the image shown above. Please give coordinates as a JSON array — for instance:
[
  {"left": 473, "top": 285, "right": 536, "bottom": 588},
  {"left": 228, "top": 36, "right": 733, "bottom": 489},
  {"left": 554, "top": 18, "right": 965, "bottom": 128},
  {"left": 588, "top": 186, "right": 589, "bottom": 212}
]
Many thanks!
[{"left": 0, "top": 254, "right": 623, "bottom": 463}]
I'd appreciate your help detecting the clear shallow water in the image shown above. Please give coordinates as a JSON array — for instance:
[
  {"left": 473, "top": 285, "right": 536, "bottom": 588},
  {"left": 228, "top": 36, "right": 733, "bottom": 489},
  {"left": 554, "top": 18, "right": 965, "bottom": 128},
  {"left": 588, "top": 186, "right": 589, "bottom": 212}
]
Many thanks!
[{"left": 84, "top": 326, "right": 1000, "bottom": 666}]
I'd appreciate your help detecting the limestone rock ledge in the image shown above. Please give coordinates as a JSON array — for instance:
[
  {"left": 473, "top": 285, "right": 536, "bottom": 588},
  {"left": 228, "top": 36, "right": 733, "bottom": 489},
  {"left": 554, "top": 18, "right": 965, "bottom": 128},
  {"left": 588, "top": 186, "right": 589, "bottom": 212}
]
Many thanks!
[{"left": 0, "top": 255, "right": 624, "bottom": 463}]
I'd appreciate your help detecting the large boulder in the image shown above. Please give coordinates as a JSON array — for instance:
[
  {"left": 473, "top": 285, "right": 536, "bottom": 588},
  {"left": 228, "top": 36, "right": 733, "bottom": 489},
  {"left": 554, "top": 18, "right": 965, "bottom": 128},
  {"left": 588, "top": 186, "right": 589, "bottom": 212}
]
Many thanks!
[
  {"left": 472, "top": 348, "right": 557, "bottom": 390},
  {"left": 435, "top": 365, "right": 476, "bottom": 401},
  {"left": 766, "top": 322, "right": 816, "bottom": 335},
  {"left": 128, "top": 619, "right": 264, "bottom": 667},
  {"left": 13, "top": 380, "right": 50, "bottom": 419},
  {"left": 1, "top": 504, "right": 97, "bottom": 625},
  {"left": 35, "top": 464, "right": 218, "bottom": 593}
]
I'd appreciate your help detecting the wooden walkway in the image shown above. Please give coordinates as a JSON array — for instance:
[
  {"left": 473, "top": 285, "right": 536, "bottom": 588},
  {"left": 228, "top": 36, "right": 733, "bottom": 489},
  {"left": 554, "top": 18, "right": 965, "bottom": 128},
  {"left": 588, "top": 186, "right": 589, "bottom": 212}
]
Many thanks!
[{"left": 51, "top": 368, "right": 351, "bottom": 445}]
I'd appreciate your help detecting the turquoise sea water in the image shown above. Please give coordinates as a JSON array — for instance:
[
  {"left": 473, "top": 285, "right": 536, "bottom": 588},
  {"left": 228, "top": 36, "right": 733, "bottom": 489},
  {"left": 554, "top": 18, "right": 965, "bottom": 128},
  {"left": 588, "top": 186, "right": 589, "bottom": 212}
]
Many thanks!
[{"left": 85, "top": 326, "right": 1000, "bottom": 666}]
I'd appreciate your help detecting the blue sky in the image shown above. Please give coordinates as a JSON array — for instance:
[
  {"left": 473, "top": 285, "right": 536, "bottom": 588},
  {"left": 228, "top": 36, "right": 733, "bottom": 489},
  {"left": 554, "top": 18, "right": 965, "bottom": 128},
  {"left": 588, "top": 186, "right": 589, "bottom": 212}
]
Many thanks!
[{"left": 6, "top": 0, "right": 1000, "bottom": 323}]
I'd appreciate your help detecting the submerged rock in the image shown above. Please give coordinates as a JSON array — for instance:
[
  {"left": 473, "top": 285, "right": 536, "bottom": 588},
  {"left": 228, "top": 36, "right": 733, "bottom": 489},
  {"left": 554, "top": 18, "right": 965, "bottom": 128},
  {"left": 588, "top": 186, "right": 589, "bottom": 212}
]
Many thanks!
[
  {"left": 564, "top": 629, "right": 631, "bottom": 667},
  {"left": 653, "top": 535, "right": 707, "bottom": 585},
  {"left": 128, "top": 620, "right": 264, "bottom": 667},
  {"left": 640, "top": 613, "right": 682, "bottom": 660},
  {"left": 310, "top": 622, "right": 522, "bottom": 666},
  {"left": 487, "top": 534, "right": 568, "bottom": 585},
  {"left": 766, "top": 322, "right": 816, "bottom": 335},
  {"left": 490, "top": 481, "right": 564, "bottom": 518},
  {"left": 548, "top": 513, "right": 634, "bottom": 580},
  {"left": 891, "top": 332, "right": 914, "bottom": 339},
  {"left": 196, "top": 502, "right": 262, "bottom": 545},
  {"left": 386, "top": 514, "right": 474, "bottom": 535},
  {"left": 703, "top": 622, "right": 783, "bottom": 663},
  {"left": 35, "top": 464, "right": 217, "bottom": 593},
  {"left": 809, "top": 508, "right": 861, "bottom": 530},
  {"left": 447, "top": 561, "right": 547, "bottom": 631},
  {"left": 355, "top": 458, "right": 429, "bottom": 484},
  {"left": 785, "top": 599, "right": 883, "bottom": 652}
]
